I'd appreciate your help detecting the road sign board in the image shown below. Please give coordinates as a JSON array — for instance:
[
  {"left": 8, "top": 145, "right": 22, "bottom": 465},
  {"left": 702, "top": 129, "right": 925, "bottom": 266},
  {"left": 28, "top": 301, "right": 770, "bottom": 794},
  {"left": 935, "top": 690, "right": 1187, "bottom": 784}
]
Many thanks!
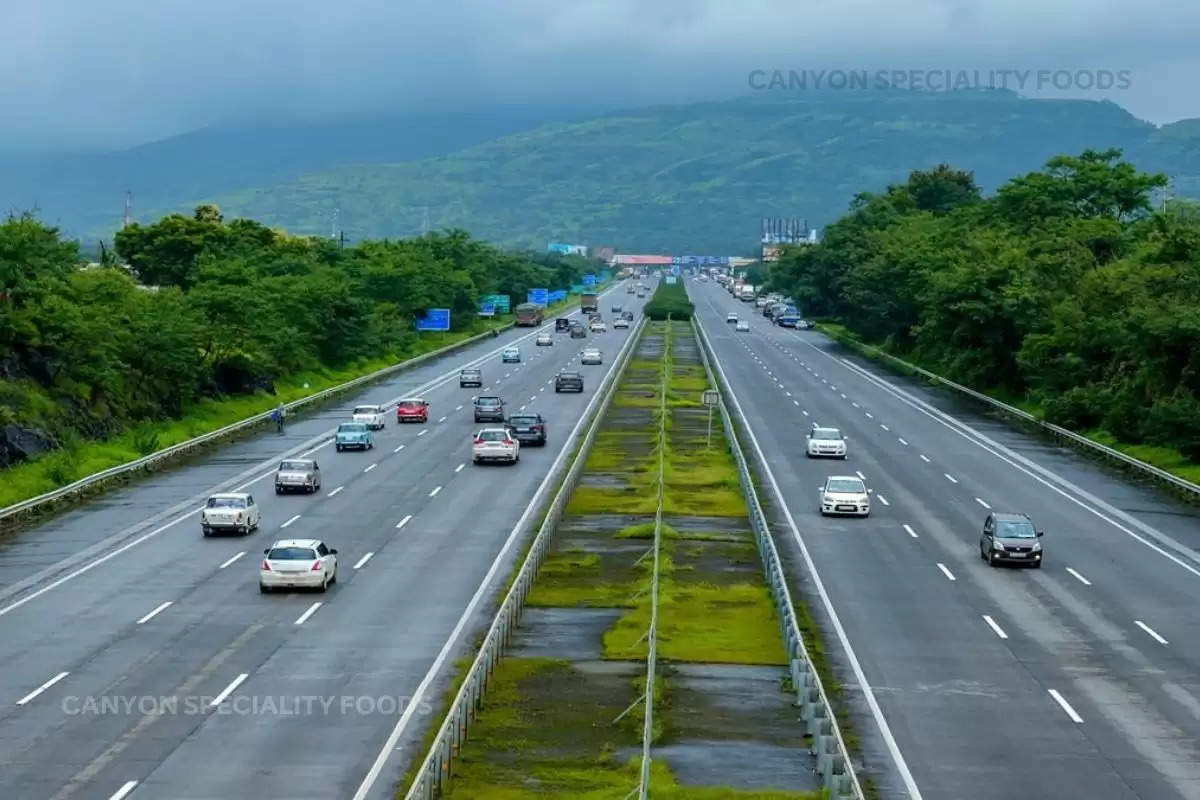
[
  {"left": 477, "top": 301, "right": 495, "bottom": 316},
  {"left": 701, "top": 390, "right": 720, "bottom": 407},
  {"left": 416, "top": 308, "right": 450, "bottom": 331},
  {"left": 583, "top": 274, "right": 596, "bottom": 286},
  {"left": 527, "top": 288, "right": 549, "bottom": 306},
  {"left": 482, "top": 294, "right": 511, "bottom": 313}
]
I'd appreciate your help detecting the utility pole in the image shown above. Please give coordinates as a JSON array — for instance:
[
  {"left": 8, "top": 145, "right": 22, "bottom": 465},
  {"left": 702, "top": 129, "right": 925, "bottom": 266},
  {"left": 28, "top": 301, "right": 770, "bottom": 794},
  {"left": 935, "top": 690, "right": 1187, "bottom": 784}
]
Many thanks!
[{"left": 122, "top": 190, "right": 132, "bottom": 228}]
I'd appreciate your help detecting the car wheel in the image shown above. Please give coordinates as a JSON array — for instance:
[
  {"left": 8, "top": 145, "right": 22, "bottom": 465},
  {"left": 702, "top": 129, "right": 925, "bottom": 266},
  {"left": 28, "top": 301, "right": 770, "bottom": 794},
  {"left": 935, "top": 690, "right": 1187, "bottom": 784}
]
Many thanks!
[
  {"left": 330, "top": 567, "right": 338, "bottom": 585},
  {"left": 260, "top": 583, "right": 270, "bottom": 594},
  {"left": 368, "top": 442, "right": 374, "bottom": 450},
  {"left": 203, "top": 527, "right": 211, "bottom": 537},
  {"left": 986, "top": 551, "right": 996, "bottom": 567},
  {"left": 336, "top": 444, "right": 343, "bottom": 452},
  {"left": 317, "top": 575, "right": 328, "bottom": 593},
  {"left": 275, "top": 486, "right": 283, "bottom": 494}
]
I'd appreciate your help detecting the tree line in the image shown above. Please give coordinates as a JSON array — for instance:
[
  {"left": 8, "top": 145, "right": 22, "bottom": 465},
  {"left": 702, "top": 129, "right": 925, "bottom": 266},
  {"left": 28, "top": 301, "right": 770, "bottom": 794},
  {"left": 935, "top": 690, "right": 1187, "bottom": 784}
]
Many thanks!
[
  {"left": 0, "top": 205, "right": 599, "bottom": 462},
  {"left": 767, "top": 149, "right": 1200, "bottom": 460}
]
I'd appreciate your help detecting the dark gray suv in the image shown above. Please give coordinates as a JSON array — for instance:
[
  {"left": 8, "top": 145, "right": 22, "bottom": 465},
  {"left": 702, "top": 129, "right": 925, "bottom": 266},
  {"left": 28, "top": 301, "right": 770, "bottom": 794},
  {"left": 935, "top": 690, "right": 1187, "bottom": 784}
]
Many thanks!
[
  {"left": 473, "top": 395, "right": 506, "bottom": 422},
  {"left": 979, "top": 512, "right": 1044, "bottom": 568}
]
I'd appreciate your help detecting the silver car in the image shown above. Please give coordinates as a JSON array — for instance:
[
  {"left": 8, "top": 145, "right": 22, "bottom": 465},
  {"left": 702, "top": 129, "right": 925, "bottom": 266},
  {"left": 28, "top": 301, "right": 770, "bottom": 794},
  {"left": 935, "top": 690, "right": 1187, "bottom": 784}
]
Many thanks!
[
  {"left": 275, "top": 459, "right": 321, "bottom": 494},
  {"left": 580, "top": 347, "right": 602, "bottom": 365},
  {"left": 819, "top": 476, "right": 870, "bottom": 517}
]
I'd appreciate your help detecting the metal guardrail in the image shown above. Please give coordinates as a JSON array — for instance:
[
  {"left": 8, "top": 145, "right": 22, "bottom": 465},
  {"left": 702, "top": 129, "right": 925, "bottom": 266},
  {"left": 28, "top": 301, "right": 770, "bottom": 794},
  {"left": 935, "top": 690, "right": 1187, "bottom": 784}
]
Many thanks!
[
  {"left": 821, "top": 328, "right": 1200, "bottom": 500},
  {"left": 0, "top": 324, "right": 521, "bottom": 524},
  {"left": 693, "top": 317, "right": 862, "bottom": 799},
  {"left": 403, "top": 316, "right": 647, "bottom": 800}
]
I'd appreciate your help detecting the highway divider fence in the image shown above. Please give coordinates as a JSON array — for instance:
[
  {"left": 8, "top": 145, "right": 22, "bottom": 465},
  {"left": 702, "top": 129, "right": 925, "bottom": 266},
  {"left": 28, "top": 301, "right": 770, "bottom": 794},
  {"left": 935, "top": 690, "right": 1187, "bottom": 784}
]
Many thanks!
[
  {"left": 403, "top": 316, "right": 647, "bottom": 800},
  {"left": 820, "top": 326, "right": 1200, "bottom": 503},
  {"left": 693, "top": 318, "right": 863, "bottom": 799}
]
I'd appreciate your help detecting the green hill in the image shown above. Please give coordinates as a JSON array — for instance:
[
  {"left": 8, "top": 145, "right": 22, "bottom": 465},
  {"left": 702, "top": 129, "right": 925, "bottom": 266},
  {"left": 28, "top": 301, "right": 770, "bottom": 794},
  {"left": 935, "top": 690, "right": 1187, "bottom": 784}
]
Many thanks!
[{"left": 171, "top": 89, "right": 1199, "bottom": 253}]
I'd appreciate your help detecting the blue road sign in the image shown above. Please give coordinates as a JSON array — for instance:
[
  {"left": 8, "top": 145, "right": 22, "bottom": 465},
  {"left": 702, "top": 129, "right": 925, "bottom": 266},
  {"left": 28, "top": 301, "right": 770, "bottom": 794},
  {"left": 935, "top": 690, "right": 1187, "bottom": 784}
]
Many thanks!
[
  {"left": 583, "top": 274, "right": 596, "bottom": 286},
  {"left": 416, "top": 308, "right": 451, "bottom": 331},
  {"left": 527, "top": 288, "right": 549, "bottom": 306},
  {"left": 549, "top": 289, "right": 567, "bottom": 303},
  {"left": 478, "top": 301, "right": 496, "bottom": 316}
]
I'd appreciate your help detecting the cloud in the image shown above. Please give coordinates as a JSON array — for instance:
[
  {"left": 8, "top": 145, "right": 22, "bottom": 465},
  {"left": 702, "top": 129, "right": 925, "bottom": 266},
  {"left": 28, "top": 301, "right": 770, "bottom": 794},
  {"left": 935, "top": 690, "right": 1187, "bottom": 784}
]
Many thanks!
[{"left": 1, "top": 0, "right": 1197, "bottom": 151}]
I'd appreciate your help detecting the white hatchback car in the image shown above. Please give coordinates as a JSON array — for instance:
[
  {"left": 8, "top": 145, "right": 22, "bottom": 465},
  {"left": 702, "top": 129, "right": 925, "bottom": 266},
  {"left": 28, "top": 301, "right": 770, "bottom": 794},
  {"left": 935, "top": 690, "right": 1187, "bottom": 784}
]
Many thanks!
[
  {"left": 536, "top": 332, "right": 554, "bottom": 346},
  {"left": 590, "top": 320, "right": 607, "bottom": 333},
  {"left": 260, "top": 539, "right": 338, "bottom": 593},
  {"left": 473, "top": 428, "right": 520, "bottom": 464},
  {"left": 580, "top": 347, "right": 602, "bottom": 365},
  {"left": 352, "top": 404, "right": 386, "bottom": 430},
  {"left": 613, "top": 317, "right": 630, "bottom": 329},
  {"left": 806, "top": 425, "right": 847, "bottom": 458},
  {"left": 819, "top": 476, "right": 870, "bottom": 517},
  {"left": 201, "top": 493, "right": 261, "bottom": 536},
  {"left": 735, "top": 320, "right": 750, "bottom": 332}
]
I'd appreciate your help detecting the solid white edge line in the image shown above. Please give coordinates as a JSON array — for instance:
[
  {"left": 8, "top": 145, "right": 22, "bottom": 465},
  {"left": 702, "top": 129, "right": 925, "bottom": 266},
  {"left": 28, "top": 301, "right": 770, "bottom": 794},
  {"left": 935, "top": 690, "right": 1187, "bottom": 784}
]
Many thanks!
[
  {"left": 352, "top": 309, "right": 640, "bottom": 800},
  {"left": 429, "top": 486, "right": 441, "bottom": 497},
  {"left": 136, "top": 601, "right": 173, "bottom": 625},
  {"left": 354, "top": 552, "right": 374, "bottom": 569},
  {"left": 975, "top": 498, "right": 991, "bottom": 509},
  {"left": 1048, "top": 689, "right": 1084, "bottom": 723},
  {"left": 903, "top": 524, "right": 918, "bottom": 538},
  {"left": 218, "top": 551, "right": 245, "bottom": 569},
  {"left": 982, "top": 614, "right": 1008, "bottom": 639},
  {"left": 396, "top": 514, "right": 412, "bottom": 529},
  {"left": 692, "top": 313, "right": 923, "bottom": 800},
  {"left": 294, "top": 602, "right": 323, "bottom": 626},
  {"left": 280, "top": 514, "right": 301, "bottom": 529},
  {"left": 208, "top": 673, "right": 248, "bottom": 707},
  {"left": 16, "top": 671, "right": 70, "bottom": 705},
  {"left": 363, "top": 464, "right": 376, "bottom": 473},
  {"left": 455, "top": 464, "right": 465, "bottom": 473},
  {"left": 109, "top": 781, "right": 139, "bottom": 800},
  {"left": 937, "top": 563, "right": 956, "bottom": 581},
  {"left": 1065, "top": 567, "right": 1092, "bottom": 586},
  {"left": 1134, "top": 620, "right": 1168, "bottom": 645}
]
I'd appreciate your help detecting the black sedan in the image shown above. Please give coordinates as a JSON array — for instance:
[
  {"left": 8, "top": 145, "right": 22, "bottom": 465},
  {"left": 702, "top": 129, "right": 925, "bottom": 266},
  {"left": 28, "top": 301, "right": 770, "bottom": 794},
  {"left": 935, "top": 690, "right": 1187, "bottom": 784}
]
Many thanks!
[{"left": 555, "top": 371, "right": 584, "bottom": 392}]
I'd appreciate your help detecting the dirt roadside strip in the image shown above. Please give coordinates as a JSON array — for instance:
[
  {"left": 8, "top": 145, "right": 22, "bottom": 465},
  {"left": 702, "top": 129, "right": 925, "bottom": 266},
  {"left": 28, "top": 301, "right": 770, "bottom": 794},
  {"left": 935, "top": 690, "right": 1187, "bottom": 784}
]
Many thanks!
[{"left": 403, "top": 320, "right": 851, "bottom": 799}]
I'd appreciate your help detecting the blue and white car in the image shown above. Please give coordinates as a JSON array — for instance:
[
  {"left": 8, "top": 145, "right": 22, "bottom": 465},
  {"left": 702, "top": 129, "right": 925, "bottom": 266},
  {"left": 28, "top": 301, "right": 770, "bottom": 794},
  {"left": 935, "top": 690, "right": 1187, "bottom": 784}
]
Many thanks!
[
  {"left": 501, "top": 346, "right": 521, "bottom": 363},
  {"left": 335, "top": 422, "right": 373, "bottom": 452}
]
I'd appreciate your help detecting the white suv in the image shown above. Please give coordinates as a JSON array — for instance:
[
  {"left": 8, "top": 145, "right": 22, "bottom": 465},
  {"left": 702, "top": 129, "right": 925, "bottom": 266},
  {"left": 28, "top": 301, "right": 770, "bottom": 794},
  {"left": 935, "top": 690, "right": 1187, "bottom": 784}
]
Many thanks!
[
  {"left": 260, "top": 539, "right": 338, "bottom": 593},
  {"left": 352, "top": 404, "right": 386, "bottom": 430},
  {"left": 201, "top": 493, "right": 261, "bottom": 536},
  {"left": 473, "top": 428, "right": 520, "bottom": 464},
  {"left": 806, "top": 425, "right": 847, "bottom": 458}
]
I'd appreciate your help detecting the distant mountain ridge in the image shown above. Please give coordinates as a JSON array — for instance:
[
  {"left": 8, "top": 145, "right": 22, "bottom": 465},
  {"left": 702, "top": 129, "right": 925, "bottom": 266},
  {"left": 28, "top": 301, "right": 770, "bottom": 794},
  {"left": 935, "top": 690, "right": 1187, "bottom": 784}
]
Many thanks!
[{"left": 6, "top": 90, "right": 1199, "bottom": 252}]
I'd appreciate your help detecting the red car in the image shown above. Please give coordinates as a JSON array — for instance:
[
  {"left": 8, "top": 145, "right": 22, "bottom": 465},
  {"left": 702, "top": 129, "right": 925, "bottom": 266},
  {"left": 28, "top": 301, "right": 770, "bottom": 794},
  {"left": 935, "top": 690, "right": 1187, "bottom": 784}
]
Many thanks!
[{"left": 396, "top": 397, "right": 429, "bottom": 423}]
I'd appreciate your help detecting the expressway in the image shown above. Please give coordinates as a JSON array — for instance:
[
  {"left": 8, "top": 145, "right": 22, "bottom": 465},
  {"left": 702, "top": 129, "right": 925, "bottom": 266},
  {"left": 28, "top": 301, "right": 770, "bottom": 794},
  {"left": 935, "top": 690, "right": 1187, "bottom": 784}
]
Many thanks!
[
  {"left": 693, "top": 278, "right": 1200, "bottom": 800},
  {"left": 0, "top": 281, "right": 644, "bottom": 800}
]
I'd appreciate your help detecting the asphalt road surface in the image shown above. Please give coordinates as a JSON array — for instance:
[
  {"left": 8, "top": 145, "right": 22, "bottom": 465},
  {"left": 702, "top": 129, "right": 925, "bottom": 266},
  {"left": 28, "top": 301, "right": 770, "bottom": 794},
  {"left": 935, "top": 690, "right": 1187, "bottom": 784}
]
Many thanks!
[
  {"left": 693, "top": 277, "right": 1200, "bottom": 800},
  {"left": 0, "top": 279, "right": 647, "bottom": 800}
]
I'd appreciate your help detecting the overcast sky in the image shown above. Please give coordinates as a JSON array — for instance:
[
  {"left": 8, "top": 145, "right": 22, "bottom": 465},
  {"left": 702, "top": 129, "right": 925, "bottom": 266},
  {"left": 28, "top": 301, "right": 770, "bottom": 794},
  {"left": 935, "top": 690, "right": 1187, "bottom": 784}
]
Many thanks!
[{"left": 3, "top": 0, "right": 1199, "bottom": 153}]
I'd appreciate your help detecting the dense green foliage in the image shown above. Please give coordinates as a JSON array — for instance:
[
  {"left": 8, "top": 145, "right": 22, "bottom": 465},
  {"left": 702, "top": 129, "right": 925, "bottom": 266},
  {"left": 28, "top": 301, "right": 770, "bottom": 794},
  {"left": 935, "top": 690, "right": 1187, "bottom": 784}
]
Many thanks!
[
  {"left": 0, "top": 206, "right": 599, "bottom": 466},
  {"left": 135, "top": 91, "right": 1200, "bottom": 254},
  {"left": 767, "top": 149, "right": 1200, "bottom": 460},
  {"left": 643, "top": 278, "right": 694, "bottom": 320}
]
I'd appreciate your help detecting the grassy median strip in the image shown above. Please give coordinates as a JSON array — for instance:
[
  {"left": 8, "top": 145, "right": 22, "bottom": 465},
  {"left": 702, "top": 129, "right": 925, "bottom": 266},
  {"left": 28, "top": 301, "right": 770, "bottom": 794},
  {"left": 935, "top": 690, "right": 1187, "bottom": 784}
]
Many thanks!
[{"left": 421, "top": 320, "right": 822, "bottom": 800}]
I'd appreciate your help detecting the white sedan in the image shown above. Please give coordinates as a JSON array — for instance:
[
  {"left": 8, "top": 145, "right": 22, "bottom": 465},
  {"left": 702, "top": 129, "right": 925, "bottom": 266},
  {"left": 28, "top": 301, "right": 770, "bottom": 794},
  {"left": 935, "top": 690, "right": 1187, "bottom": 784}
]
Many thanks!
[
  {"left": 819, "top": 476, "right": 870, "bottom": 517},
  {"left": 260, "top": 539, "right": 338, "bottom": 593},
  {"left": 352, "top": 404, "right": 386, "bottom": 430},
  {"left": 536, "top": 332, "right": 554, "bottom": 346},
  {"left": 473, "top": 428, "right": 520, "bottom": 464},
  {"left": 201, "top": 493, "right": 261, "bottom": 537},
  {"left": 590, "top": 320, "right": 607, "bottom": 333},
  {"left": 735, "top": 320, "right": 750, "bottom": 332},
  {"left": 580, "top": 347, "right": 603, "bottom": 365},
  {"left": 613, "top": 317, "right": 630, "bottom": 329}
]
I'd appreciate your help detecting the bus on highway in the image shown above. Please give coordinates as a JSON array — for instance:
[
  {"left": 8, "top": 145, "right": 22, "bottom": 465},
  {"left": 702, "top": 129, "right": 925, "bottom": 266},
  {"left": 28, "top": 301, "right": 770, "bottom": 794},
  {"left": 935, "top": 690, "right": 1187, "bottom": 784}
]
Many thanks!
[{"left": 514, "top": 302, "right": 544, "bottom": 326}]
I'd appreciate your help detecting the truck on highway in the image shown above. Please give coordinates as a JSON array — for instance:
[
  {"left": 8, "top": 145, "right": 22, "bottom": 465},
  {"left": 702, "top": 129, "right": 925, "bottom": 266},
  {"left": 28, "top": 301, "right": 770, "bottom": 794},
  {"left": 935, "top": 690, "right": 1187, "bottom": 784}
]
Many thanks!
[
  {"left": 514, "top": 302, "right": 544, "bottom": 326},
  {"left": 581, "top": 292, "right": 599, "bottom": 313}
]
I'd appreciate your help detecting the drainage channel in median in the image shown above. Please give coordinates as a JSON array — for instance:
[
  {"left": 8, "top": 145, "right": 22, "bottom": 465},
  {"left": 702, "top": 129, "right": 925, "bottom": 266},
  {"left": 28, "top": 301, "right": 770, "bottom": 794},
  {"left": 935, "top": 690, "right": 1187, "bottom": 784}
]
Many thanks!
[{"left": 436, "top": 321, "right": 821, "bottom": 799}]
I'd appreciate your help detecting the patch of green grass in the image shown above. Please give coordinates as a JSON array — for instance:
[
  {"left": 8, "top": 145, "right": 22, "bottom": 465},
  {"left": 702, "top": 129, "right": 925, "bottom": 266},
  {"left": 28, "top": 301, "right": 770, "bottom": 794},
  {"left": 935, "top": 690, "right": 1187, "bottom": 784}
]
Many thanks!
[
  {"left": 1085, "top": 429, "right": 1200, "bottom": 484},
  {"left": 526, "top": 549, "right": 640, "bottom": 607},
  {"left": 566, "top": 486, "right": 658, "bottom": 515},
  {"left": 615, "top": 521, "right": 680, "bottom": 539}
]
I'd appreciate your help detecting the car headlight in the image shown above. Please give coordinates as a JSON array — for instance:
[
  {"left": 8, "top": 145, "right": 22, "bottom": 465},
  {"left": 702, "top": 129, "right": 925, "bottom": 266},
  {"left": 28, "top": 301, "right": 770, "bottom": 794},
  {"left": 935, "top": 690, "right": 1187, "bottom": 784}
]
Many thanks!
[
  {"left": 992, "top": 541, "right": 1005, "bottom": 550},
  {"left": 1032, "top": 541, "right": 1042, "bottom": 551}
]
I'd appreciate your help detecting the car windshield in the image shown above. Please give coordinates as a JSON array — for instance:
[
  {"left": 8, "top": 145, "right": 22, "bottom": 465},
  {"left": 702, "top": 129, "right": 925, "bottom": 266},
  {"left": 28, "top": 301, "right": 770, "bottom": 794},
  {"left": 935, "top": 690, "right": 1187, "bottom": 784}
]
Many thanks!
[
  {"left": 398, "top": 401, "right": 423, "bottom": 408},
  {"left": 353, "top": 406, "right": 378, "bottom": 415},
  {"left": 268, "top": 547, "right": 317, "bottom": 560},
  {"left": 477, "top": 430, "right": 509, "bottom": 442},
  {"left": 461, "top": 369, "right": 480, "bottom": 376},
  {"left": 813, "top": 428, "right": 842, "bottom": 440},
  {"left": 279, "top": 461, "right": 310, "bottom": 471},
  {"left": 509, "top": 415, "right": 538, "bottom": 425},
  {"left": 504, "top": 348, "right": 518, "bottom": 354},
  {"left": 826, "top": 479, "right": 865, "bottom": 494},
  {"left": 996, "top": 521, "right": 1037, "bottom": 538},
  {"left": 560, "top": 372, "right": 580, "bottom": 378},
  {"left": 476, "top": 397, "right": 501, "bottom": 406},
  {"left": 338, "top": 423, "right": 366, "bottom": 432},
  {"left": 207, "top": 496, "right": 246, "bottom": 508}
]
